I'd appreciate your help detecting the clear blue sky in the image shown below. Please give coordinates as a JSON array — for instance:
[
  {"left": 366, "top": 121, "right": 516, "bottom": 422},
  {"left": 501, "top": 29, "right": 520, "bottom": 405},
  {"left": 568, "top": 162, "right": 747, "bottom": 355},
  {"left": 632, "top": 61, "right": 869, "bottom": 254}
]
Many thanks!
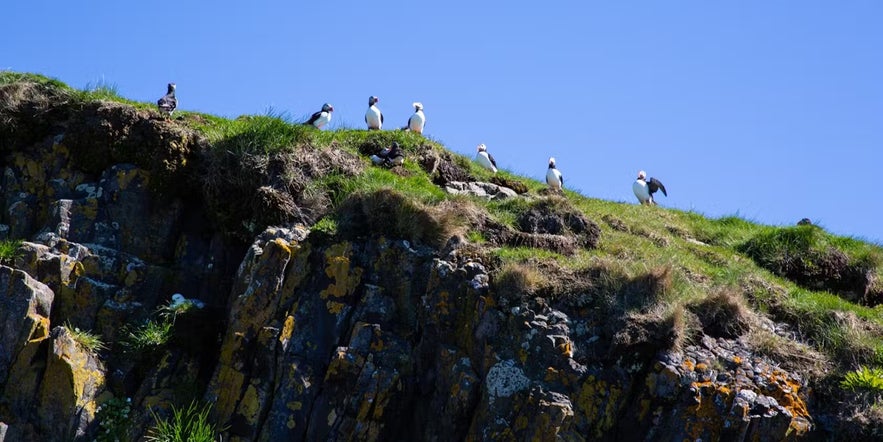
[{"left": 4, "top": 1, "right": 881, "bottom": 243}]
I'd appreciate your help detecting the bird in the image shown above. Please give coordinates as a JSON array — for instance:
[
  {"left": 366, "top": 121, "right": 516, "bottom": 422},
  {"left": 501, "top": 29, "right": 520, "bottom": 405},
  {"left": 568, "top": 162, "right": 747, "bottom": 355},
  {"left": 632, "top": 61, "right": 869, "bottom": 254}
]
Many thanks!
[
  {"left": 371, "top": 142, "right": 404, "bottom": 167},
  {"left": 170, "top": 293, "right": 187, "bottom": 308},
  {"left": 156, "top": 83, "right": 177, "bottom": 116},
  {"left": 365, "top": 96, "right": 383, "bottom": 130},
  {"left": 475, "top": 144, "right": 497, "bottom": 173},
  {"left": 546, "top": 157, "right": 563, "bottom": 190},
  {"left": 406, "top": 102, "right": 426, "bottom": 133},
  {"left": 305, "top": 103, "right": 334, "bottom": 129},
  {"left": 633, "top": 170, "right": 668, "bottom": 205}
]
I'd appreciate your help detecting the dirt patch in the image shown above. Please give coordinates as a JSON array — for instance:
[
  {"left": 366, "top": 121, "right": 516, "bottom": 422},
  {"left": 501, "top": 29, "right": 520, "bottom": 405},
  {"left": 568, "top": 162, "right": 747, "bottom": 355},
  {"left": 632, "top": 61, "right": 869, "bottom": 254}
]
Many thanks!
[
  {"left": 516, "top": 198, "right": 601, "bottom": 249},
  {"left": 0, "top": 81, "right": 77, "bottom": 151}
]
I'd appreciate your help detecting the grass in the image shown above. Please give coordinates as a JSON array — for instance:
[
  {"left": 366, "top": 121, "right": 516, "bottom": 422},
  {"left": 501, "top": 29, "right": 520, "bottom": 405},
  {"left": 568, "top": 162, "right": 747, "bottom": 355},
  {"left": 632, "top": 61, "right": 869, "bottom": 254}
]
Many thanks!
[
  {"left": 4, "top": 71, "right": 883, "bottom": 381},
  {"left": 145, "top": 401, "right": 223, "bottom": 442},
  {"left": 121, "top": 319, "right": 173, "bottom": 353},
  {"left": 64, "top": 322, "right": 106, "bottom": 353},
  {"left": 0, "top": 239, "right": 22, "bottom": 266}
]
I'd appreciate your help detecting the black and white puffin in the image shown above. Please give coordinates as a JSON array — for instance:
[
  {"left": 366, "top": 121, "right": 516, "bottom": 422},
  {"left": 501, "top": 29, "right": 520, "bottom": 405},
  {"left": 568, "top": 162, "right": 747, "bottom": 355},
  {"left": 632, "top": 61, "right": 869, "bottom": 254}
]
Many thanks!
[
  {"left": 406, "top": 102, "right": 425, "bottom": 133},
  {"left": 157, "top": 83, "right": 177, "bottom": 116},
  {"left": 365, "top": 96, "right": 383, "bottom": 130},
  {"left": 475, "top": 144, "right": 497, "bottom": 173},
  {"left": 546, "top": 157, "right": 563, "bottom": 190},
  {"left": 633, "top": 170, "right": 668, "bottom": 205},
  {"left": 305, "top": 103, "right": 333, "bottom": 129}
]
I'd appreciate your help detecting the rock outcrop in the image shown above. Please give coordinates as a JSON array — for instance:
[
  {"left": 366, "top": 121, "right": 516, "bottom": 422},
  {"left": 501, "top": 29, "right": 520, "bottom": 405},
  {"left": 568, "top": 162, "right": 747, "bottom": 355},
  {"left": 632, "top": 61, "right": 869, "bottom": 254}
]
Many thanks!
[{"left": 0, "top": 75, "right": 874, "bottom": 441}]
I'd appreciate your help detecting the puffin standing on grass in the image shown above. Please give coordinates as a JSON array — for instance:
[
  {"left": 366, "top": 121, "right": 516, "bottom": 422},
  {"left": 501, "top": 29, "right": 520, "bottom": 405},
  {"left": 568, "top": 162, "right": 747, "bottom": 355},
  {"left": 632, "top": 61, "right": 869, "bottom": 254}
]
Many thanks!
[
  {"left": 305, "top": 103, "right": 334, "bottom": 129},
  {"left": 365, "top": 96, "right": 383, "bottom": 130},
  {"left": 633, "top": 170, "right": 667, "bottom": 205},
  {"left": 475, "top": 144, "right": 497, "bottom": 173},
  {"left": 406, "top": 102, "right": 425, "bottom": 133},
  {"left": 156, "top": 83, "right": 177, "bottom": 116},
  {"left": 546, "top": 157, "right": 563, "bottom": 191}
]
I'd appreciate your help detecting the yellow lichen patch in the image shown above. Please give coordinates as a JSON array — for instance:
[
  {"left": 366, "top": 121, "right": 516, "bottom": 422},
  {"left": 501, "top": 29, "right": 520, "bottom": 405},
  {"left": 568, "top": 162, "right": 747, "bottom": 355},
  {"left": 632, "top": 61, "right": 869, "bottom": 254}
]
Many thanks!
[
  {"left": 287, "top": 401, "right": 303, "bottom": 411},
  {"left": 515, "top": 415, "right": 529, "bottom": 430},
  {"left": 212, "top": 365, "right": 247, "bottom": 421},
  {"left": 287, "top": 414, "right": 297, "bottom": 429},
  {"left": 273, "top": 237, "right": 292, "bottom": 255},
  {"left": 114, "top": 167, "right": 147, "bottom": 191},
  {"left": 319, "top": 242, "right": 363, "bottom": 302},
  {"left": 683, "top": 359, "right": 695, "bottom": 371},
  {"left": 694, "top": 362, "right": 708, "bottom": 372},
  {"left": 326, "top": 301, "right": 346, "bottom": 314},
  {"left": 518, "top": 348, "right": 528, "bottom": 364},
  {"left": 279, "top": 315, "right": 295, "bottom": 344},
  {"left": 29, "top": 315, "right": 51, "bottom": 342},
  {"left": 237, "top": 384, "right": 262, "bottom": 425},
  {"left": 575, "top": 375, "right": 623, "bottom": 438},
  {"left": 732, "top": 356, "right": 742, "bottom": 365}
]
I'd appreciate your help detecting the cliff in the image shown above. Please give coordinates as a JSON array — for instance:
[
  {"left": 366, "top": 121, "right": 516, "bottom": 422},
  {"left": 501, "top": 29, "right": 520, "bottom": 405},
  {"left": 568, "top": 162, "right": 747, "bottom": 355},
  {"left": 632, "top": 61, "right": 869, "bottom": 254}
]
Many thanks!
[{"left": 1, "top": 72, "right": 882, "bottom": 441}]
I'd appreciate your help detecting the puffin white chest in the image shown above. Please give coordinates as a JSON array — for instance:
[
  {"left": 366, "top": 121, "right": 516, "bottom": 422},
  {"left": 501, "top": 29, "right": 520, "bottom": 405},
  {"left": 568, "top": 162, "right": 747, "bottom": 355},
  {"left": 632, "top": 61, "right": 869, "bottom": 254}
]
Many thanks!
[
  {"left": 366, "top": 106, "right": 382, "bottom": 129},
  {"left": 314, "top": 112, "right": 332, "bottom": 129},
  {"left": 633, "top": 180, "right": 650, "bottom": 203},
  {"left": 409, "top": 111, "right": 425, "bottom": 133},
  {"left": 476, "top": 151, "right": 497, "bottom": 173},
  {"left": 546, "top": 168, "right": 562, "bottom": 189}
]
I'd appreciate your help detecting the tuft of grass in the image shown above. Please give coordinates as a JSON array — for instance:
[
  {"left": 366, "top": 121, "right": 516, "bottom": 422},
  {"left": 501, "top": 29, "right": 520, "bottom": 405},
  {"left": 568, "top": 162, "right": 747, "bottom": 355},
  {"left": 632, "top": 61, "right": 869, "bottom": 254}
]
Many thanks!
[
  {"left": 689, "top": 288, "right": 755, "bottom": 339},
  {"left": 494, "top": 262, "right": 546, "bottom": 301},
  {"left": 64, "top": 322, "right": 106, "bottom": 353},
  {"left": 0, "top": 239, "right": 22, "bottom": 266},
  {"left": 842, "top": 366, "right": 883, "bottom": 395},
  {"left": 121, "top": 319, "right": 173, "bottom": 353},
  {"left": 145, "top": 401, "right": 224, "bottom": 442}
]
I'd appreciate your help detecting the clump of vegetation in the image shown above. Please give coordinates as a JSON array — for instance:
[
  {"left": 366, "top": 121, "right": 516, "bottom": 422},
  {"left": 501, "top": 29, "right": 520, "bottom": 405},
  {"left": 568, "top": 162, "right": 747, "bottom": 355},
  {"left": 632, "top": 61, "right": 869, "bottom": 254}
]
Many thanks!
[
  {"left": 738, "top": 225, "right": 881, "bottom": 302},
  {"left": 842, "top": 366, "right": 883, "bottom": 401},
  {"left": 64, "top": 322, "right": 106, "bottom": 353},
  {"left": 121, "top": 319, "right": 173, "bottom": 353},
  {"left": 95, "top": 396, "right": 133, "bottom": 442},
  {"left": 0, "top": 239, "right": 22, "bottom": 266},
  {"left": 145, "top": 401, "right": 224, "bottom": 442},
  {"left": 495, "top": 262, "right": 546, "bottom": 303},
  {"left": 690, "top": 289, "right": 754, "bottom": 339}
]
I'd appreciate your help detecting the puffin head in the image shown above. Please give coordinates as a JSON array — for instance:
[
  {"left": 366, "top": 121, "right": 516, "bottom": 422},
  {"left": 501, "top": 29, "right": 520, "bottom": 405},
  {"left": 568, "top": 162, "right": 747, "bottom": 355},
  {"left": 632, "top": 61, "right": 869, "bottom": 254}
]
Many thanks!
[
  {"left": 322, "top": 103, "right": 334, "bottom": 112},
  {"left": 369, "top": 96, "right": 379, "bottom": 106},
  {"left": 548, "top": 157, "right": 556, "bottom": 167},
  {"left": 167, "top": 83, "right": 176, "bottom": 93},
  {"left": 171, "top": 293, "right": 185, "bottom": 304},
  {"left": 477, "top": 143, "right": 487, "bottom": 152},
  {"left": 413, "top": 102, "right": 424, "bottom": 111},
  {"left": 637, "top": 170, "right": 646, "bottom": 180}
]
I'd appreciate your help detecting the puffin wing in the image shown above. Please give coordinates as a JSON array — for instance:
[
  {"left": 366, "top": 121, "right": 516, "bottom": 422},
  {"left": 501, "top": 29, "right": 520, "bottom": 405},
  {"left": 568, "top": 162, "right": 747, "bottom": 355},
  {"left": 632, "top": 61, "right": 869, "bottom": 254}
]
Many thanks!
[
  {"left": 560, "top": 173, "right": 564, "bottom": 187},
  {"left": 648, "top": 177, "right": 667, "bottom": 196},
  {"left": 488, "top": 153, "right": 497, "bottom": 168},
  {"left": 380, "top": 112, "right": 384, "bottom": 124},
  {"left": 305, "top": 110, "right": 322, "bottom": 125},
  {"left": 157, "top": 95, "right": 176, "bottom": 111}
]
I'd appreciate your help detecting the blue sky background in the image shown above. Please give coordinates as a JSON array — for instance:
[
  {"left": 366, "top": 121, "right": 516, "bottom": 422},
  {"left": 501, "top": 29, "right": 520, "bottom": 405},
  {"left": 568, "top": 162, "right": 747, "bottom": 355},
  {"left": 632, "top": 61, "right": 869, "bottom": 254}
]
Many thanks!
[{"left": 3, "top": 1, "right": 881, "bottom": 243}]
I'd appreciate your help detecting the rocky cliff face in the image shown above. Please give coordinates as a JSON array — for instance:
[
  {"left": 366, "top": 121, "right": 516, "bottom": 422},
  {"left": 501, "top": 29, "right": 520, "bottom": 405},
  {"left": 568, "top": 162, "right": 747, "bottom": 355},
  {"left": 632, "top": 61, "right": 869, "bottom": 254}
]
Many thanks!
[{"left": 0, "top": 77, "right": 876, "bottom": 441}]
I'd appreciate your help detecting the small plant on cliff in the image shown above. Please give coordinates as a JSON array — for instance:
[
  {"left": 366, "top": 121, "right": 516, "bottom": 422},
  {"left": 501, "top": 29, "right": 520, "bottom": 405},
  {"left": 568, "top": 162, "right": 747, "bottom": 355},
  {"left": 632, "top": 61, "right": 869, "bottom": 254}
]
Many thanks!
[
  {"left": 145, "top": 401, "right": 223, "bottom": 442},
  {"left": 0, "top": 239, "right": 22, "bottom": 266},
  {"left": 95, "top": 396, "right": 132, "bottom": 442},
  {"left": 842, "top": 366, "right": 883, "bottom": 397},
  {"left": 121, "top": 319, "right": 173, "bottom": 353},
  {"left": 64, "top": 322, "right": 106, "bottom": 353}
]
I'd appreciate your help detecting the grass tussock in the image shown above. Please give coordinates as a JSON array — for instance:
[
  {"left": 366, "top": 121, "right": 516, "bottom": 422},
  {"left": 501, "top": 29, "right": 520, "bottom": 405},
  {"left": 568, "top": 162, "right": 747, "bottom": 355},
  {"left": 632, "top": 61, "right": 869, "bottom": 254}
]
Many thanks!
[
  {"left": 0, "top": 239, "right": 22, "bottom": 266},
  {"left": 494, "top": 262, "right": 546, "bottom": 303},
  {"left": 738, "top": 225, "right": 881, "bottom": 303},
  {"left": 689, "top": 288, "right": 755, "bottom": 339}
]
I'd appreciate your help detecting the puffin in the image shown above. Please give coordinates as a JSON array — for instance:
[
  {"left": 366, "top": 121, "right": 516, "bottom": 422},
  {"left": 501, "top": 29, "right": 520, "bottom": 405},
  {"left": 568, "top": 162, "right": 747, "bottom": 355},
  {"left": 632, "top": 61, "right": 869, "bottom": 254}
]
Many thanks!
[
  {"left": 365, "top": 96, "right": 383, "bottom": 130},
  {"left": 371, "top": 142, "right": 404, "bottom": 167},
  {"left": 633, "top": 170, "right": 667, "bottom": 205},
  {"left": 475, "top": 144, "right": 497, "bottom": 173},
  {"left": 406, "top": 102, "right": 426, "bottom": 133},
  {"left": 546, "top": 157, "right": 563, "bottom": 190},
  {"left": 305, "top": 103, "right": 334, "bottom": 129},
  {"left": 156, "top": 83, "right": 177, "bottom": 116}
]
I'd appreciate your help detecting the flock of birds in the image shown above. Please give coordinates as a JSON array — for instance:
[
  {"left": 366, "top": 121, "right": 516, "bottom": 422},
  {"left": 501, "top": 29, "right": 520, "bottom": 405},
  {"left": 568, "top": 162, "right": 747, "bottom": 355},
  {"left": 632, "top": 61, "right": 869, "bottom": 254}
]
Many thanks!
[{"left": 156, "top": 84, "right": 668, "bottom": 205}]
